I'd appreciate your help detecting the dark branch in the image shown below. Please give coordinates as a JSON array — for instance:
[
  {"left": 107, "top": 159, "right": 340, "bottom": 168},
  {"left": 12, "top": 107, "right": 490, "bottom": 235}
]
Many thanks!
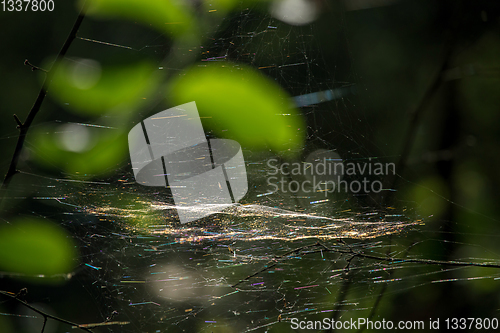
[
  {"left": 13, "top": 114, "right": 23, "bottom": 128},
  {"left": 1, "top": 4, "right": 86, "bottom": 192},
  {"left": 231, "top": 241, "right": 500, "bottom": 289},
  {"left": 231, "top": 242, "right": 327, "bottom": 288},
  {"left": 0, "top": 290, "right": 94, "bottom": 333},
  {"left": 307, "top": 246, "right": 500, "bottom": 269},
  {"left": 379, "top": 1, "right": 464, "bottom": 206},
  {"left": 41, "top": 317, "right": 47, "bottom": 333}
]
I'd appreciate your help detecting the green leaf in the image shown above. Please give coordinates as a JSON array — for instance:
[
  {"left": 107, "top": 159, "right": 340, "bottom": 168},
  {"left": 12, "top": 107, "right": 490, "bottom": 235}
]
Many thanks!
[
  {"left": 82, "top": 0, "right": 194, "bottom": 36},
  {"left": 31, "top": 124, "right": 128, "bottom": 177},
  {"left": 169, "top": 63, "right": 304, "bottom": 154},
  {"left": 202, "top": 0, "right": 270, "bottom": 12},
  {"left": 0, "top": 218, "right": 77, "bottom": 280},
  {"left": 48, "top": 59, "right": 158, "bottom": 116}
]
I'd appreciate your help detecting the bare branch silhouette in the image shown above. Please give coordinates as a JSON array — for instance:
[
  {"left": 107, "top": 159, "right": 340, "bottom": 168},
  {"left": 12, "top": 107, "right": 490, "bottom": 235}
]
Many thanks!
[
  {"left": 231, "top": 241, "right": 500, "bottom": 289},
  {"left": 1, "top": 4, "right": 86, "bottom": 192},
  {"left": 0, "top": 290, "right": 94, "bottom": 333}
]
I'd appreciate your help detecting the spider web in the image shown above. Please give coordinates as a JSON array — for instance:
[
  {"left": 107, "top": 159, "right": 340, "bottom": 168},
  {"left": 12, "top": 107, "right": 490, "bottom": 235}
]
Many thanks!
[{"left": 3, "top": 3, "right": 500, "bottom": 333}]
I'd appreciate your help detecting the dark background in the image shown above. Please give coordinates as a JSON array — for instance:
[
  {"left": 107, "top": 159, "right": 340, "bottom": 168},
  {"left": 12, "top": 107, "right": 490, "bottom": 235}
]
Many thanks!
[{"left": 1, "top": 0, "right": 500, "bottom": 332}]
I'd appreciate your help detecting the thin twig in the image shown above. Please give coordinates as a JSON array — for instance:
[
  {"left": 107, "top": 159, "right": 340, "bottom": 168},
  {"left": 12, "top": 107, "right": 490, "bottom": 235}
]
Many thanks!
[
  {"left": 1, "top": 4, "right": 87, "bottom": 191},
  {"left": 0, "top": 290, "right": 94, "bottom": 333},
  {"left": 355, "top": 242, "right": 415, "bottom": 333},
  {"left": 41, "top": 317, "right": 47, "bottom": 333},
  {"left": 231, "top": 241, "right": 500, "bottom": 288},
  {"left": 308, "top": 247, "right": 500, "bottom": 269},
  {"left": 366, "top": 4, "right": 467, "bottom": 330},
  {"left": 24, "top": 59, "right": 48, "bottom": 72},
  {"left": 380, "top": 53, "right": 450, "bottom": 205},
  {"left": 327, "top": 272, "right": 353, "bottom": 333},
  {"left": 231, "top": 242, "right": 327, "bottom": 288},
  {"left": 380, "top": 1, "right": 464, "bottom": 205},
  {"left": 13, "top": 114, "right": 23, "bottom": 128},
  {"left": 72, "top": 321, "right": 130, "bottom": 329}
]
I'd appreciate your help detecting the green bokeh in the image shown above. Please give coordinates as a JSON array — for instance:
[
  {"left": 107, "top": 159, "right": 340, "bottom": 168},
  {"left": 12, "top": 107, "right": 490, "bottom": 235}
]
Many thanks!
[
  {"left": 82, "top": 0, "right": 195, "bottom": 36},
  {"left": 47, "top": 59, "right": 158, "bottom": 116},
  {"left": 169, "top": 63, "right": 305, "bottom": 155},
  {"left": 0, "top": 218, "right": 77, "bottom": 281},
  {"left": 31, "top": 125, "right": 128, "bottom": 177}
]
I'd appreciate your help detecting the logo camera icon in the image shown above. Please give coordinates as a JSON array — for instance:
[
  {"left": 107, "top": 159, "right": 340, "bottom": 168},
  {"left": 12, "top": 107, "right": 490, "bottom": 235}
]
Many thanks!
[{"left": 128, "top": 102, "right": 248, "bottom": 223}]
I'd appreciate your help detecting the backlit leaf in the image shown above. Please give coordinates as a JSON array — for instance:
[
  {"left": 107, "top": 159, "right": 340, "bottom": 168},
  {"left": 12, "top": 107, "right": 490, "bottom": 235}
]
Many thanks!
[
  {"left": 82, "top": 0, "right": 194, "bottom": 36},
  {"left": 31, "top": 124, "right": 128, "bottom": 177},
  {"left": 0, "top": 218, "right": 77, "bottom": 280},
  {"left": 48, "top": 59, "right": 158, "bottom": 116},
  {"left": 169, "top": 63, "right": 304, "bottom": 154}
]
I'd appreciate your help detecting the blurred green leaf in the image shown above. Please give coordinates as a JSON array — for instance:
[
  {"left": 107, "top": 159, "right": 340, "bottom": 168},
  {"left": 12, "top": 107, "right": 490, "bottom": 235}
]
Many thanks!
[
  {"left": 82, "top": 0, "right": 194, "bottom": 36},
  {"left": 48, "top": 59, "right": 159, "bottom": 116},
  {"left": 169, "top": 63, "right": 304, "bottom": 154},
  {"left": 32, "top": 125, "right": 128, "bottom": 177},
  {"left": 203, "top": 0, "right": 270, "bottom": 13},
  {"left": 0, "top": 218, "right": 77, "bottom": 280}
]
